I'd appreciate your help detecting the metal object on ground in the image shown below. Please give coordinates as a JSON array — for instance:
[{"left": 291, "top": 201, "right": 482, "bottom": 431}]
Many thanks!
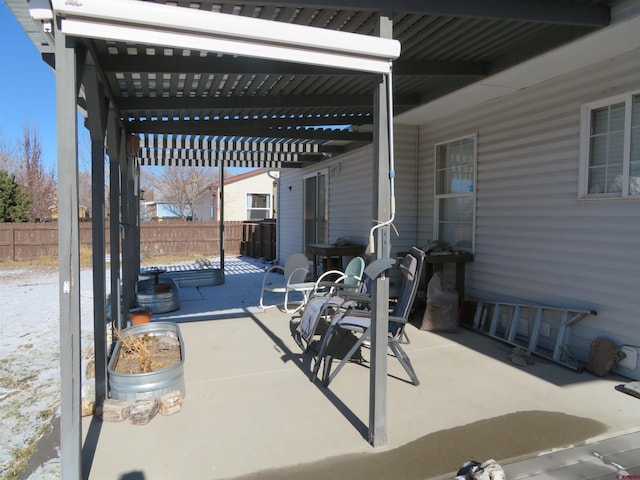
[
  {"left": 471, "top": 300, "right": 597, "bottom": 370},
  {"left": 136, "top": 277, "right": 180, "bottom": 313},
  {"left": 163, "top": 268, "right": 224, "bottom": 287},
  {"left": 108, "top": 322, "right": 185, "bottom": 403}
]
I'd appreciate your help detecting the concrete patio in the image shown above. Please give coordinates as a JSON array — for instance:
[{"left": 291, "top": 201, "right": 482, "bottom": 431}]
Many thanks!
[{"left": 82, "top": 257, "right": 640, "bottom": 479}]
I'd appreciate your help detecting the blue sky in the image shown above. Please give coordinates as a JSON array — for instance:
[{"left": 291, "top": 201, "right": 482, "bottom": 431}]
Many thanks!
[
  {"left": 0, "top": 4, "right": 254, "bottom": 178},
  {"left": 0, "top": 4, "right": 59, "bottom": 172}
]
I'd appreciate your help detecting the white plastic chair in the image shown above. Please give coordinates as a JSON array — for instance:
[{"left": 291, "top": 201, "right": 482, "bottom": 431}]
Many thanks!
[
  {"left": 259, "top": 253, "right": 310, "bottom": 313},
  {"left": 310, "top": 256, "right": 365, "bottom": 299}
]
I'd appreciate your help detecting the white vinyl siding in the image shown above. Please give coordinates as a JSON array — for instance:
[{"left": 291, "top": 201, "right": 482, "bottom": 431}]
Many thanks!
[
  {"left": 192, "top": 170, "right": 277, "bottom": 222},
  {"left": 392, "top": 124, "right": 420, "bottom": 254},
  {"left": 323, "top": 147, "right": 373, "bottom": 246},
  {"left": 223, "top": 173, "right": 274, "bottom": 221},
  {"left": 417, "top": 47, "right": 640, "bottom": 377},
  {"left": 277, "top": 123, "right": 418, "bottom": 263},
  {"left": 278, "top": 169, "right": 305, "bottom": 262}
]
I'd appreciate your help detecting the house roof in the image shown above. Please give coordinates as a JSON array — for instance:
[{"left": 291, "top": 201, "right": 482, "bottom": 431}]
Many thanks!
[
  {"left": 8, "top": 0, "right": 618, "bottom": 169},
  {"left": 209, "top": 168, "right": 271, "bottom": 189}
]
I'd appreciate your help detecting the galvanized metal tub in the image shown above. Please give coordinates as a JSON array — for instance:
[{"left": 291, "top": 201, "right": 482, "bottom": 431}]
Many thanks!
[
  {"left": 136, "top": 277, "right": 180, "bottom": 313},
  {"left": 164, "top": 268, "right": 224, "bottom": 287},
  {"left": 108, "top": 322, "right": 185, "bottom": 402}
]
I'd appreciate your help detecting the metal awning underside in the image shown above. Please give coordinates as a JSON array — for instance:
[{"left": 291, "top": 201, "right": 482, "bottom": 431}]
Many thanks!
[{"left": 10, "top": 0, "right": 614, "bottom": 168}]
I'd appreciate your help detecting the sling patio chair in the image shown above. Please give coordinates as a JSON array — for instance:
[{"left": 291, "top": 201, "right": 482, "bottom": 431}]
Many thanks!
[
  {"left": 294, "top": 256, "right": 366, "bottom": 352},
  {"left": 258, "top": 253, "right": 312, "bottom": 313},
  {"left": 311, "top": 247, "right": 425, "bottom": 387}
]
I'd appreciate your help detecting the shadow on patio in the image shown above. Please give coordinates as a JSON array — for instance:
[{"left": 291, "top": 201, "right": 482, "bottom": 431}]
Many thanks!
[{"left": 82, "top": 256, "right": 640, "bottom": 480}]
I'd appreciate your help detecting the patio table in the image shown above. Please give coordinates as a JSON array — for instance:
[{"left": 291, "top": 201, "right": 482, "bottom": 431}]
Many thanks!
[
  {"left": 397, "top": 251, "right": 474, "bottom": 301},
  {"left": 287, "top": 281, "right": 317, "bottom": 313},
  {"left": 306, "top": 243, "right": 365, "bottom": 279},
  {"left": 424, "top": 253, "right": 474, "bottom": 300}
]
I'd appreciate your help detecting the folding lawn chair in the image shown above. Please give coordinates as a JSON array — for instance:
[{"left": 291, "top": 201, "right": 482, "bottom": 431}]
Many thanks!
[
  {"left": 311, "top": 247, "right": 425, "bottom": 386},
  {"left": 294, "top": 256, "right": 366, "bottom": 352}
]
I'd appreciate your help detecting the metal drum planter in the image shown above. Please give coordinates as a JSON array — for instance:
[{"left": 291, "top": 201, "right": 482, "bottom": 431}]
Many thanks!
[
  {"left": 164, "top": 267, "right": 224, "bottom": 287},
  {"left": 136, "top": 277, "right": 180, "bottom": 313},
  {"left": 108, "top": 322, "right": 185, "bottom": 403}
]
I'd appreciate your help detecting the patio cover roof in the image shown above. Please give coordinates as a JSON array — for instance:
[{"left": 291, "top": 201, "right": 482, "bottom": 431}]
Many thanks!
[{"left": 9, "top": 0, "right": 614, "bottom": 168}]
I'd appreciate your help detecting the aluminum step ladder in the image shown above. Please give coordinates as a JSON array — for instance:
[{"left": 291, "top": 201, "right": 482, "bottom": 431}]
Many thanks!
[{"left": 471, "top": 300, "right": 597, "bottom": 370}]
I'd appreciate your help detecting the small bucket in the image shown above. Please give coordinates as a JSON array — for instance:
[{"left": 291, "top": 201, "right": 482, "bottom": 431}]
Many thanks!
[{"left": 129, "top": 308, "right": 152, "bottom": 325}]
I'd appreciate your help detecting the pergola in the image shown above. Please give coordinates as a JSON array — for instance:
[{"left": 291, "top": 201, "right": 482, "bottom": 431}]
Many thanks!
[{"left": 7, "top": 0, "right": 613, "bottom": 478}]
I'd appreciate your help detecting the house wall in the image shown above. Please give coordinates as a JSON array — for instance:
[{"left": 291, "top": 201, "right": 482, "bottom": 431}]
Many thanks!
[
  {"left": 222, "top": 170, "right": 278, "bottom": 221},
  {"left": 193, "top": 170, "right": 278, "bottom": 221},
  {"left": 278, "top": 124, "right": 419, "bottom": 265},
  {"left": 614, "top": 0, "right": 640, "bottom": 20},
  {"left": 417, "top": 47, "right": 640, "bottom": 378}
]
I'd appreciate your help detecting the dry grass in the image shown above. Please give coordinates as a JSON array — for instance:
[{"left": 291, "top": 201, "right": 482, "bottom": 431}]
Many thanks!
[
  {"left": 0, "top": 246, "right": 94, "bottom": 269},
  {"left": 112, "top": 328, "right": 181, "bottom": 375},
  {"left": 2, "top": 404, "right": 58, "bottom": 480},
  {"left": 113, "top": 329, "right": 156, "bottom": 374}
]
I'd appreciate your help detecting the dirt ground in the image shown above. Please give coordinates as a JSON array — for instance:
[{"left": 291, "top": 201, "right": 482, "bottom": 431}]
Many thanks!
[{"left": 112, "top": 332, "right": 181, "bottom": 374}]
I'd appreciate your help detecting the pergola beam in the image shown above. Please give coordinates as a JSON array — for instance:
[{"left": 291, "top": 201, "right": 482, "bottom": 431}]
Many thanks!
[
  {"left": 126, "top": 112, "right": 376, "bottom": 128},
  {"left": 240, "top": 0, "right": 610, "bottom": 26},
  {"left": 126, "top": 120, "right": 373, "bottom": 141},
  {"left": 136, "top": 136, "right": 346, "bottom": 166},
  {"left": 138, "top": 149, "right": 311, "bottom": 166},
  {"left": 138, "top": 157, "right": 304, "bottom": 168},
  {"left": 139, "top": 136, "right": 322, "bottom": 152},
  {"left": 99, "top": 54, "right": 487, "bottom": 77},
  {"left": 53, "top": 0, "right": 400, "bottom": 74},
  {"left": 118, "top": 94, "right": 419, "bottom": 111}
]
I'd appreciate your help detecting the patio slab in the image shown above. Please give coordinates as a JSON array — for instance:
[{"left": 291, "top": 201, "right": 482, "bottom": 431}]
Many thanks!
[{"left": 81, "top": 257, "right": 640, "bottom": 479}]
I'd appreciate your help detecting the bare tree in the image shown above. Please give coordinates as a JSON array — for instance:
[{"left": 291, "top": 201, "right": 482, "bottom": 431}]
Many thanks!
[
  {"left": 77, "top": 128, "right": 94, "bottom": 218},
  {"left": 151, "top": 166, "right": 218, "bottom": 220},
  {"left": 78, "top": 170, "right": 92, "bottom": 218},
  {"left": 139, "top": 167, "right": 156, "bottom": 200},
  {"left": 15, "top": 124, "right": 57, "bottom": 221},
  {"left": 0, "top": 130, "right": 18, "bottom": 173}
]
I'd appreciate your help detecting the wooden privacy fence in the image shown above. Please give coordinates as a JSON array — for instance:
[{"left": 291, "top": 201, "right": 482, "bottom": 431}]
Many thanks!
[{"left": 0, "top": 221, "right": 246, "bottom": 261}]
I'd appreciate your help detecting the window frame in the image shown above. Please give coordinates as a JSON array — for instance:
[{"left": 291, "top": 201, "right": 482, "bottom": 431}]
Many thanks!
[
  {"left": 246, "top": 192, "right": 272, "bottom": 220},
  {"left": 579, "top": 90, "right": 640, "bottom": 199},
  {"left": 433, "top": 133, "right": 478, "bottom": 253}
]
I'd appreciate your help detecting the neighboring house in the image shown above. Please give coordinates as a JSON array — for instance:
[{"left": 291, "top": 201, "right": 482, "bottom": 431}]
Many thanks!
[
  {"left": 49, "top": 204, "right": 90, "bottom": 221},
  {"left": 278, "top": 9, "right": 640, "bottom": 379},
  {"left": 141, "top": 201, "right": 186, "bottom": 221},
  {"left": 192, "top": 168, "right": 279, "bottom": 222}
]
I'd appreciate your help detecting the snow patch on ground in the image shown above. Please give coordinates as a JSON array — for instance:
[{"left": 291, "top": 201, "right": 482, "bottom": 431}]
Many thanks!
[
  {"left": 0, "top": 256, "right": 271, "bottom": 479},
  {"left": 0, "top": 267, "right": 95, "bottom": 480}
]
